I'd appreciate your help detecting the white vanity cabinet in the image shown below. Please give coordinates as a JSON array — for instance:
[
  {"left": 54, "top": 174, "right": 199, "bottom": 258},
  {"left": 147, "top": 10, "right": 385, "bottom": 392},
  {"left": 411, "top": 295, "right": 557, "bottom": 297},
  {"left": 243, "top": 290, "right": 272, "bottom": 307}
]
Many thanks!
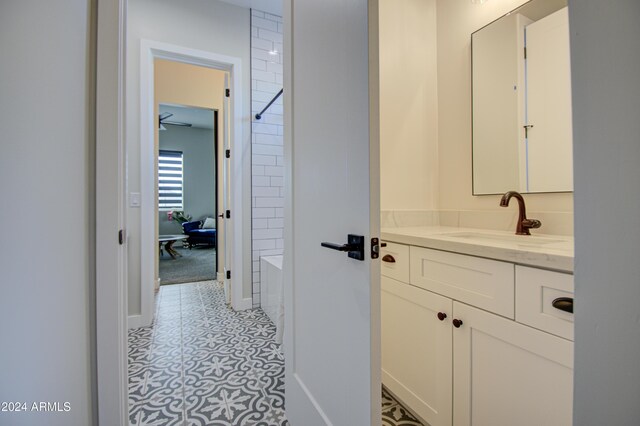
[
  {"left": 382, "top": 275, "right": 453, "bottom": 426},
  {"left": 452, "top": 302, "right": 573, "bottom": 426},
  {"left": 381, "top": 242, "right": 453, "bottom": 425},
  {"left": 381, "top": 240, "right": 574, "bottom": 426}
]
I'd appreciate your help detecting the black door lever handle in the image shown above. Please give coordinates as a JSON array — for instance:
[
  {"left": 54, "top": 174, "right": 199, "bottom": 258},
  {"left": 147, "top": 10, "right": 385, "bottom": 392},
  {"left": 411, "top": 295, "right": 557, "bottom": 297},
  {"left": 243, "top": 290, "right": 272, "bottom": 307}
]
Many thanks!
[
  {"left": 321, "top": 242, "right": 359, "bottom": 252},
  {"left": 321, "top": 234, "right": 365, "bottom": 261}
]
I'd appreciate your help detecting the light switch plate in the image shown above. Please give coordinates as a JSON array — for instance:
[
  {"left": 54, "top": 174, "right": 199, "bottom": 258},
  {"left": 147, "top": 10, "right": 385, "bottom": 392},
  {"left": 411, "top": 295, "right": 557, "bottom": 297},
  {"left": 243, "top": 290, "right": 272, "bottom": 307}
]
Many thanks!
[{"left": 129, "top": 192, "right": 141, "bottom": 207}]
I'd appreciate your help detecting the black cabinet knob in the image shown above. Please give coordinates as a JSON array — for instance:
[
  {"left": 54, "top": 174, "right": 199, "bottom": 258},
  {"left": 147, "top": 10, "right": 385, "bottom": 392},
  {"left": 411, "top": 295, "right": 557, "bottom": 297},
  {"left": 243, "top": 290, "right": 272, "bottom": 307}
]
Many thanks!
[
  {"left": 437, "top": 312, "right": 447, "bottom": 321},
  {"left": 452, "top": 319, "right": 463, "bottom": 328}
]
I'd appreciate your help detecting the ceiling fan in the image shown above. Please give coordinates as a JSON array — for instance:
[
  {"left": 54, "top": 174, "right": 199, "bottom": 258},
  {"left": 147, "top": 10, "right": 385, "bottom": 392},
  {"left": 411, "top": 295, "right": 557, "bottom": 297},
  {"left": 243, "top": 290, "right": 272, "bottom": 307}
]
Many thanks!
[{"left": 158, "top": 112, "right": 192, "bottom": 130}]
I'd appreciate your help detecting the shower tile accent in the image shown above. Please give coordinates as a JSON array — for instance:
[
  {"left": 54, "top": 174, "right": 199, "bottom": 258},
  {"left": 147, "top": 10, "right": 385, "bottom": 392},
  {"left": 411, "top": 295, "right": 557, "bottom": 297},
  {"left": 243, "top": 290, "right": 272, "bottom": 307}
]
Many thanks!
[{"left": 251, "top": 9, "right": 284, "bottom": 308}]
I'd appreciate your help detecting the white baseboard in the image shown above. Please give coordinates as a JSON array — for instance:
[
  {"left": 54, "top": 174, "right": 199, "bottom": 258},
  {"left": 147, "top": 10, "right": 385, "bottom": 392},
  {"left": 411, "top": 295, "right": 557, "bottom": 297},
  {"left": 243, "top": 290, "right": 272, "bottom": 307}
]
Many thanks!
[
  {"left": 234, "top": 297, "right": 254, "bottom": 311},
  {"left": 129, "top": 313, "right": 153, "bottom": 329},
  {"left": 128, "top": 315, "right": 143, "bottom": 329}
]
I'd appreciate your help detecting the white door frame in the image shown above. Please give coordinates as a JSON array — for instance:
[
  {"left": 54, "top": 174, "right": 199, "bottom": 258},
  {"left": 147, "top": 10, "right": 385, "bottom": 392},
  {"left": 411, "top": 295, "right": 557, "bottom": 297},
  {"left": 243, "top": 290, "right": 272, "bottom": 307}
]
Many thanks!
[
  {"left": 96, "top": 1, "right": 128, "bottom": 424},
  {"left": 137, "top": 39, "right": 247, "bottom": 329},
  {"left": 96, "top": 3, "right": 248, "bottom": 423}
]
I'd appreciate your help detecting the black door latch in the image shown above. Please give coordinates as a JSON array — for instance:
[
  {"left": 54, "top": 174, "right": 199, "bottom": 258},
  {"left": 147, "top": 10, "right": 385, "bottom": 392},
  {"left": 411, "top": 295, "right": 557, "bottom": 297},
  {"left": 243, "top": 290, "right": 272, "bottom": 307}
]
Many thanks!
[{"left": 321, "top": 234, "right": 365, "bottom": 261}]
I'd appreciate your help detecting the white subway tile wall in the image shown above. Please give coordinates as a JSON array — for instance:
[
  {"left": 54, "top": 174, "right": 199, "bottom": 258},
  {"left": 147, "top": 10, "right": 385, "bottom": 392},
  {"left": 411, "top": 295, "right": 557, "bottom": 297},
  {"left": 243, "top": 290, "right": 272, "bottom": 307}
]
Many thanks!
[{"left": 251, "top": 9, "right": 284, "bottom": 307}]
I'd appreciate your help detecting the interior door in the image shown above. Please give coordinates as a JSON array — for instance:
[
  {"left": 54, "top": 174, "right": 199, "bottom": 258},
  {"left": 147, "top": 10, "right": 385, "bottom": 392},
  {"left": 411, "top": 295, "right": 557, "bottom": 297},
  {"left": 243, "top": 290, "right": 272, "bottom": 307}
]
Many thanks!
[
  {"left": 214, "top": 109, "right": 221, "bottom": 275},
  {"left": 283, "top": 1, "right": 381, "bottom": 425},
  {"left": 222, "top": 72, "right": 232, "bottom": 304}
]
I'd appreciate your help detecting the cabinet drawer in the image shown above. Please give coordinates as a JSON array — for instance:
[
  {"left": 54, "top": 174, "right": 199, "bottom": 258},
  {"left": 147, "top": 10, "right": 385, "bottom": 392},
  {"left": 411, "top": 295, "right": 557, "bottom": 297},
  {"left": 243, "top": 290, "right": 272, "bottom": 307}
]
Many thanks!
[
  {"left": 410, "top": 247, "right": 515, "bottom": 318},
  {"left": 516, "top": 266, "right": 574, "bottom": 341},
  {"left": 380, "top": 241, "right": 410, "bottom": 283}
]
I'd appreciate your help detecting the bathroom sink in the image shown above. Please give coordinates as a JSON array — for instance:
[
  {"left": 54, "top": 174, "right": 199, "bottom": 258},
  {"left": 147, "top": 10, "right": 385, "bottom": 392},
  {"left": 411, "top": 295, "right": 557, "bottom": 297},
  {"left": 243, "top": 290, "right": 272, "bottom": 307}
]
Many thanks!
[{"left": 440, "top": 232, "right": 566, "bottom": 246}]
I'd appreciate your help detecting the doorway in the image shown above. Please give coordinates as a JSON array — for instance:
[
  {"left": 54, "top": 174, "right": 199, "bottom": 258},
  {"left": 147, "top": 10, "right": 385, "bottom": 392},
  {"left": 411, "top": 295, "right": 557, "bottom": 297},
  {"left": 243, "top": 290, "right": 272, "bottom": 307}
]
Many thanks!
[
  {"left": 134, "top": 41, "right": 247, "bottom": 331},
  {"left": 128, "top": 45, "right": 281, "bottom": 423},
  {"left": 157, "top": 104, "right": 219, "bottom": 285}
]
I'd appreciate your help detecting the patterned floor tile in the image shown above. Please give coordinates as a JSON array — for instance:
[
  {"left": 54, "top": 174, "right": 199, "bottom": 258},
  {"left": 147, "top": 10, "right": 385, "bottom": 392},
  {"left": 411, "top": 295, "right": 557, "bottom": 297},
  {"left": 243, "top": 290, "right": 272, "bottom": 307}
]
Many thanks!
[
  {"left": 129, "top": 280, "right": 418, "bottom": 426},
  {"left": 382, "top": 386, "right": 425, "bottom": 426},
  {"left": 128, "top": 280, "right": 289, "bottom": 425},
  {"left": 185, "top": 384, "right": 265, "bottom": 425}
]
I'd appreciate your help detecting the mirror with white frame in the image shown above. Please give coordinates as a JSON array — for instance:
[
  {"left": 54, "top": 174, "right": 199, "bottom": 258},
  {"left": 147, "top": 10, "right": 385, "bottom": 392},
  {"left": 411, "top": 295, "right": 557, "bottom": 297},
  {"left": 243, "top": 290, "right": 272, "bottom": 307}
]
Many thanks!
[{"left": 472, "top": 0, "right": 573, "bottom": 195}]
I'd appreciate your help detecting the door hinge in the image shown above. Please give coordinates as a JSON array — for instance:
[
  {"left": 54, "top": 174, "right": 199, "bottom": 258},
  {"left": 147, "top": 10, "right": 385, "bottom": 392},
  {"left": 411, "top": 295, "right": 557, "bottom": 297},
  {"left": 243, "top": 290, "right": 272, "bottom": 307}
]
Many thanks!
[
  {"left": 118, "top": 229, "right": 124, "bottom": 245},
  {"left": 225, "top": 149, "right": 231, "bottom": 158},
  {"left": 226, "top": 210, "right": 231, "bottom": 219},
  {"left": 226, "top": 270, "right": 231, "bottom": 279},
  {"left": 225, "top": 88, "right": 230, "bottom": 97},
  {"left": 371, "top": 237, "right": 379, "bottom": 259}
]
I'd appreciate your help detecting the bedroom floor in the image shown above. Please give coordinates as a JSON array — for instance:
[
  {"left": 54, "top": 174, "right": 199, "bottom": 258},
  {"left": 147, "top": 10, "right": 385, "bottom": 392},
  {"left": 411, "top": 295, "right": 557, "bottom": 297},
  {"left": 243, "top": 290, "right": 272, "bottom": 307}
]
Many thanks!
[
  {"left": 158, "top": 246, "right": 216, "bottom": 285},
  {"left": 127, "top": 281, "right": 422, "bottom": 425}
]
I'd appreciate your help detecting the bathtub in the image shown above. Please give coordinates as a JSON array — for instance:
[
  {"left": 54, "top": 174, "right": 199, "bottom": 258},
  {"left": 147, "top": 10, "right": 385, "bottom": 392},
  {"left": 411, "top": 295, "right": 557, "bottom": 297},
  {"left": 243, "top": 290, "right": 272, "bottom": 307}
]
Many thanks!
[{"left": 260, "top": 255, "right": 284, "bottom": 344}]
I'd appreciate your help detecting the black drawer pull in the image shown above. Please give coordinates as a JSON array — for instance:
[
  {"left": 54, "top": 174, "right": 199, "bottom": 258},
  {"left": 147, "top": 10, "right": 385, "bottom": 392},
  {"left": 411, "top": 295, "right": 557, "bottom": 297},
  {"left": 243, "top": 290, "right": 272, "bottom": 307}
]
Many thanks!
[
  {"left": 452, "top": 319, "right": 463, "bottom": 328},
  {"left": 382, "top": 254, "right": 396, "bottom": 263},
  {"left": 552, "top": 297, "right": 574, "bottom": 314}
]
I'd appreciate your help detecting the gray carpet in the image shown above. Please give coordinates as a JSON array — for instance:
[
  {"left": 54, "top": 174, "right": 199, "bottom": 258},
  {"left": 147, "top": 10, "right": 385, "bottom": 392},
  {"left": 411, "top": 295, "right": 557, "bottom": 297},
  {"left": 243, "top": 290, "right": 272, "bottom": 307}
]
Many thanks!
[{"left": 159, "top": 245, "right": 216, "bottom": 285}]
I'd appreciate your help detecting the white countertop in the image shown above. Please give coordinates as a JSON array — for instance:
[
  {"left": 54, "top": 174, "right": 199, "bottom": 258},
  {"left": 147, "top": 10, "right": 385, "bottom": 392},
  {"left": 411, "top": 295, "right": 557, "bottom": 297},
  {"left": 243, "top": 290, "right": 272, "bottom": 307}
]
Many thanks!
[{"left": 381, "top": 226, "right": 574, "bottom": 273}]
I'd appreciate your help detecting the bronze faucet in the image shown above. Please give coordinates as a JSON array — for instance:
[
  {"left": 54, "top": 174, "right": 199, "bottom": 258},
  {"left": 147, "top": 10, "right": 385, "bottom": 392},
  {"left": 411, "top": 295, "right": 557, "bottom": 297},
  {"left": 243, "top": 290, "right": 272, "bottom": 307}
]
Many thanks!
[{"left": 499, "top": 191, "right": 542, "bottom": 235}]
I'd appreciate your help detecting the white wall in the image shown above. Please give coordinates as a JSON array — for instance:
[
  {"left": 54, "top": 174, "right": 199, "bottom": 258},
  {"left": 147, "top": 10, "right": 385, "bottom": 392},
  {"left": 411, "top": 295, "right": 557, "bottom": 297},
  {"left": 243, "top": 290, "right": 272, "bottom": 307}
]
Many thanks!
[
  {"left": 0, "top": 1, "right": 95, "bottom": 424},
  {"left": 220, "top": 0, "right": 282, "bottom": 16},
  {"left": 251, "top": 9, "right": 284, "bottom": 308},
  {"left": 570, "top": 0, "right": 640, "bottom": 423},
  {"left": 379, "top": 0, "right": 439, "bottom": 212},
  {"left": 436, "top": 0, "right": 574, "bottom": 216},
  {"left": 127, "top": 0, "right": 252, "bottom": 315},
  {"left": 378, "top": 0, "right": 573, "bottom": 236}
]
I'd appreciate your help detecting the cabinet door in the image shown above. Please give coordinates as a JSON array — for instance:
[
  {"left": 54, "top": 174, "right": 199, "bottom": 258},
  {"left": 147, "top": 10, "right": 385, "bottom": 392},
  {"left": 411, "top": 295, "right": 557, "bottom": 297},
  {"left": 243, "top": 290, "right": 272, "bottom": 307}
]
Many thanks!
[
  {"left": 382, "top": 276, "right": 453, "bottom": 426},
  {"left": 452, "top": 302, "right": 573, "bottom": 426}
]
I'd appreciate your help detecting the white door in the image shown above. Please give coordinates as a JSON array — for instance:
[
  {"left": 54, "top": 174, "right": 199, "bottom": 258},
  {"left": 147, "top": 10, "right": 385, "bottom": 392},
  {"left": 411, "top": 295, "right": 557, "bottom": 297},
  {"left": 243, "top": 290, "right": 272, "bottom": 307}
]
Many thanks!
[
  {"left": 222, "top": 73, "right": 232, "bottom": 303},
  {"left": 215, "top": 109, "right": 225, "bottom": 285},
  {"left": 283, "top": 0, "right": 380, "bottom": 424},
  {"left": 452, "top": 302, "right": 573, "bottom": 426},
  {"left": 525, "top": 7, "right": 573, "bottom": 192}
]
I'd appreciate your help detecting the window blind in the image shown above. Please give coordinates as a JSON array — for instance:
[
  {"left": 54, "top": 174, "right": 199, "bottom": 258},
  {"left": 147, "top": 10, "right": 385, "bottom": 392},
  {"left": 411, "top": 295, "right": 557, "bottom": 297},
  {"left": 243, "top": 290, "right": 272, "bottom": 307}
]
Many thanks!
[{"left": 158, "top": 150, "right": 183, "bottom": 210}]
